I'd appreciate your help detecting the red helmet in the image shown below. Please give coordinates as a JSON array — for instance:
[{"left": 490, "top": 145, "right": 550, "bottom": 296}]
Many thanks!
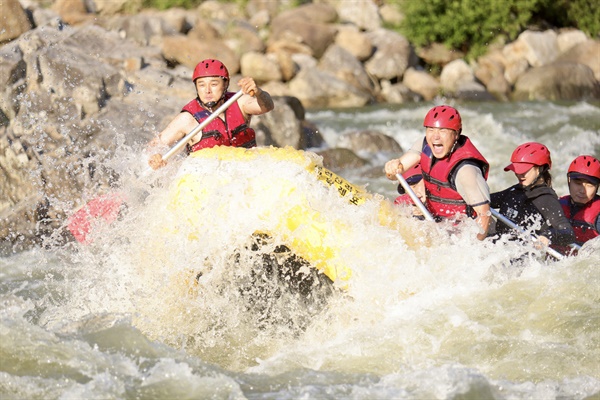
[
  {"left": 192, "top": 59, "right": 229, "bottom": 82},
  {"left": 402, "top": 163, "right": 422, "bottom": 184},
  {"left": 568, "top": 155, "right": 600, "bottom": 183},
  {"left": 423, "top": 105, "right": 462, "bottom": 132},
  {"left": 504, "top": 142, "right": 552, "bottom": 174},
  {"left": 397, "top": 164, "right": 422, "bottom": 194}
]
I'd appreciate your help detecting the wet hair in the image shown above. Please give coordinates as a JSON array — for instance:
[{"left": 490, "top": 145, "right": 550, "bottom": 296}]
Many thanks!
[{"left": 539, "top": 165, "right": 552, "bottom": 187}]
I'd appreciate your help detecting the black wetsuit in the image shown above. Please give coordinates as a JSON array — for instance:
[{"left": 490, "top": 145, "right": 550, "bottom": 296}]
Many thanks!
[{"left": 490, "top": 184, "right": 575, "bottom": 246}]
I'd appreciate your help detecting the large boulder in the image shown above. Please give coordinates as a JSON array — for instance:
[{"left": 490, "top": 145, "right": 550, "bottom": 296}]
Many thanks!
[
  {"left": 240, "top": 51, "right": 283, "bottom": 83},
  {"left": 402, "top": 68, "right": 440, "bottom": 101},
  {"left": 270, "top": 3, "right": 337, "bottom": 58},
  {"left": 512, "top": 30, "right": 560, "bottom": 68},
  {"left": 555, "top": 40, "right": 600, "bottom": 81},
  {"left": 288, "top": 67, "right": 372, "bottom": 108},
  {"left": 334, "top": 25, "right": 373, "bottom": 62},
  {"left": 364, "top": 29, "right": 416, "bottom": 80},
  {"left": 334, "top": 0, "right": 381, "bottom": 31},
  {"left": 161, "top": 34, "right": 240, "bottom": 72},
  {"left": 319, "top": 45, "right": 375, "bottom": 96},
  {"left": 0, "top": 0, "right": 32, "bottom": 43},
  {"left": 513, "top": 62, "right": 599, "bottom": 101},
  {"left": 440, "top": 59, "right": 476, "bottom": 93},
  {"left": 336, "top": 130, "right": 402, "bottom": 159}
]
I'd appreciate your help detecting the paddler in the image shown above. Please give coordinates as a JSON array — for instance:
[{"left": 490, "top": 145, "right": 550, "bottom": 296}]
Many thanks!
[
  {"left": 147, "top": 59, "right": 274, "bottom": 170},
  {"left": 384, "top": 105, "right": 491, "bottom": 240},
  {"left": 558, "top": 155, "right": 600, "bottom": 247},
  {"left": 490, "top": 142, "right": 575, "bottom": 252},
  {"left": 394, "top": 163, "right": 427, "bottom": 219}
]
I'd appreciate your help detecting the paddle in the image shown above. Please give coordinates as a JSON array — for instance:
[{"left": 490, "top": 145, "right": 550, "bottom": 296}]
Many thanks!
[
  {"left": 67, "top": 90, "right": 245, "bottom": 243},
  {"left": 396, "top": 173, "right": 435, "bottom": 221},
  {"left": 397, "top": 172, "right": 572, "bottom": 259},
  {"left": 490, "top": 208, "right": 565, "bottom": 260}
]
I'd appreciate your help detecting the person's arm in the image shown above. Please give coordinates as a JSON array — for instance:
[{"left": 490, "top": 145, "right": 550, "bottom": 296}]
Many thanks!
[
  {"left": 532, "top": 193, "right": 575, "bottom": 246},
  {"left": 473, "top": 203, "right": 491, "bottom": 241},
  {"left": 454, "top": 164, "right": 491, "bottom": 240},
  {"left": 384, "top": 138, "right": 422, "bottom": 180},
  {"left": 147, "top": 112, "right": 198, "bottom": 170},
  {"left": 237, "top": 77, "right": 274, "bottom": 117}
]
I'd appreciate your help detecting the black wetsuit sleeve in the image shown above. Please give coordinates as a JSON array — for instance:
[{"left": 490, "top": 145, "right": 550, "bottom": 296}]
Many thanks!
[{"left": 531, "top": 193, "right": 576, "bottom": 246}]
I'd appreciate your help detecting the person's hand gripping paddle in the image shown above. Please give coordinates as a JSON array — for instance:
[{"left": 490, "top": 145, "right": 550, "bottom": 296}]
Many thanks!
[
  {"left": 489, "top": 209, "right": 570, "bottom": 260},
  {"left": 67, "top": 90, "right": 245, "bottom": 244},
  {"left": 396, "top": 173, "right": 435, "bottom": 221}
]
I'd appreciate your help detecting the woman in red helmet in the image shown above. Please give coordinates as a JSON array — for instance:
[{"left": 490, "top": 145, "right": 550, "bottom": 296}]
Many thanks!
[
  {"left": 148, "top": 59, "right": 274, "bottom": 169},
  {"left": 384, "top": 105, "right": 491, "bottom": 240},
  {"left": 490, "top": 142, "right": 575, "bottom": 250},
  {"left": 558, "top": 155, "right": 600, "bottom": 246}
]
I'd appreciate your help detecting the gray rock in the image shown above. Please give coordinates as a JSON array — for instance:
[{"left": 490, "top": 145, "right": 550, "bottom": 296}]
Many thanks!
[
  {"left": 556, "top": 40, "right": 600, "bottom": 81},
  {"left": 0, "top": 0, "right": 33, "bottom": 43},
  {"left": 513, "top": 62, "right": 600, "bottom": 101},
  {"left": 365, "top": 29, "right": 416, "bottom": 80},
  {"left": 319, "top": 45, "right": 375, "bottom": 95},
  {"left": 288, "top": 67, "right": 372, "bottom": 108},
  {"left": 336, "top": 130, "right": 402, "bottom": 158}
]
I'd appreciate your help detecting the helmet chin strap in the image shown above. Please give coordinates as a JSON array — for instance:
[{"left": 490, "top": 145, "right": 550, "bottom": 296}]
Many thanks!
[{"left": 448, "top": 136, "right": 459, "bottom": 156}]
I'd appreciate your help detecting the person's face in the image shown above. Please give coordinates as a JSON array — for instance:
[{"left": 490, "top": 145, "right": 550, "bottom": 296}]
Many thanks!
[
  {"left": 515, "top": 165, "right": 540, "bottom": 187},
  {"left": 195, "top": 77, "right": 226, "bottom": 104},
  {"left": 569, "top": 177, "right": 598, "bottom": 204},
  {"left": 425, "top": 127, "right": 459, "bottom": 159}
]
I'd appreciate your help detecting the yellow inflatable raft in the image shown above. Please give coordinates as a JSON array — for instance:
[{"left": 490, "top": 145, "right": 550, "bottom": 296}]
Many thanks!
[{"left": 167, "top": 146, "right": 399, "bottom": 285}]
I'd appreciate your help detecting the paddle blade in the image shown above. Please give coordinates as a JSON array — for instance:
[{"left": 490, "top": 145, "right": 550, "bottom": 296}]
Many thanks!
[{"left": 67, "top": 192, "right": 125, "bottom": 243}]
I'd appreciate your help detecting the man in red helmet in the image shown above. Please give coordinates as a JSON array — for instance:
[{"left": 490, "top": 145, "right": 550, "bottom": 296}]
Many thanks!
[
  {"left": 384, "top": 105, "right": 491, "bottom": 240},
  {"left": 148, "top": 59, "right": 274, "bottom": 169},
  {"left": 559, "top": 155, "right": 600, "bottom": 246}
]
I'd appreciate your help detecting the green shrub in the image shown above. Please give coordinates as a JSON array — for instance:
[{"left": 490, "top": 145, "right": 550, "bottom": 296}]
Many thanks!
[
  {"left": 393, "top": 0, "right": 598, "bottom": 61},
  {"left": 141, "top": 0, "right": 202, "bottom": 10},
  {"left": 534, "top": 0, "right": 600, "bottom": 37},
  {"left": 396, "top": 0, "right": 537, "bottom": 60}
]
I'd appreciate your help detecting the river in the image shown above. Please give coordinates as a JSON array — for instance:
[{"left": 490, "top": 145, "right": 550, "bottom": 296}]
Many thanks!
[{"left": 1, "top": 101, "right": 599, "bottom": 399}]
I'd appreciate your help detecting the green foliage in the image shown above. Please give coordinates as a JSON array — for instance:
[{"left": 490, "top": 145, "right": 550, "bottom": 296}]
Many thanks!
[
  {"left": 567, "top": 0, "right": 600, "bottom": 36},
  {"left": 141, "top": 0, "right": 202, "bottom": 10},
  {"left": 397, "top": 0, "right": 537, "bottom": 60},
  {"left": 534, "top": 0, "right": 600, "bottom": 37},
  {"left": 395, "top": 0, "right": 598, "bottom": 61}
]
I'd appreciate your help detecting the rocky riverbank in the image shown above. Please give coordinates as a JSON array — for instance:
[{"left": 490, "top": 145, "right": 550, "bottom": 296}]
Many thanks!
[
  {"left": 3, "top": 0, "right": 599, "bottom": 105},
  {"left": 1, "top": 0, "right": 599, "bottom": 252}
]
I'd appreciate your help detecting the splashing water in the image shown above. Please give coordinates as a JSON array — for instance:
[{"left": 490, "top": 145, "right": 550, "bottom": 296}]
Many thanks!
[{"left": 1, "top": 102, "right": 599, "bottom": 399}]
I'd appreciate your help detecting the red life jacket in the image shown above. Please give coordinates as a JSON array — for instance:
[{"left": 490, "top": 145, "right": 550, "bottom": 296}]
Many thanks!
[
  {"left": 182, "top": 92, "right": 256, "bottom": 152},
  {"left": 559, "top": 195, "right": 600, "bottom": 245},
  {"left": 420, "top": 136, "right": 489, "bottom": 219},
  {"left": 394, "top": 194, "right": 414, "bottom": 205}
]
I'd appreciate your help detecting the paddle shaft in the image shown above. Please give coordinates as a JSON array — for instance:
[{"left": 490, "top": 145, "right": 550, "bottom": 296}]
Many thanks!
[
  {"left": 69, "top": 91, "right": 246, "bottom": 243},
  {"left": 396, "top": 173, "right": 435, "bottom": 221},
  {"left": 161, "top": 90, "right": 245, "bottom": 161},
  {"left": 490, "top": 208, "right": 565, "bottom": 260}
]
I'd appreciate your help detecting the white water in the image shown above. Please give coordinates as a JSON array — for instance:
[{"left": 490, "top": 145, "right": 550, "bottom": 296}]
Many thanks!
[{"left": 1, "top": 101, "right": 599, "bottom": 399}]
